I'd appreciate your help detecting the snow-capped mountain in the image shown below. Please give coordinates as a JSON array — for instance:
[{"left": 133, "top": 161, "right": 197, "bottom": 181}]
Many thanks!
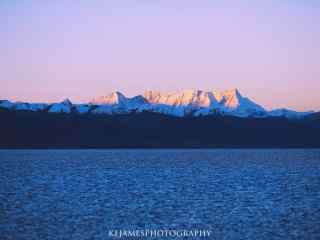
[
  {"left": 0, "top": 100, "right": 16, "bottom": 109},
  {"left": 268, "top": 108, "right": 312, "bottom": 119},
  {"left": 141, "top": 89, "right": 265, "bottom": 117},
  {"left": 90, "top": 92, "right": 149, "bottom": 114},
  {"left": 0, "top": 100, "right": 48, "bottom": 111},
  {"left": 48, "top": 99, "right": 73, "bottom": 113},
  {"left": 74, "top": 104, "right": 91, "bottom": 114},
  {"left": 0, "top": 89, "right": 314, "bottom": 119},
  {"left": 213, "top": 89, "right": 265, "bottom": 117},
  {"left": 14, "top": 102, "right": 48, "bottom": 111},
  {"left": 143, "top": 89, "right": 219, "bottom": 108},
  {"left": 90, "top": 92, "right": 127, "bottom": 106}
]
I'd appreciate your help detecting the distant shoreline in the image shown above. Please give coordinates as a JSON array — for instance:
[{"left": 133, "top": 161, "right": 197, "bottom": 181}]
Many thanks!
[{"left": 1, "top": 109, "right": 320, "bottom": 149}]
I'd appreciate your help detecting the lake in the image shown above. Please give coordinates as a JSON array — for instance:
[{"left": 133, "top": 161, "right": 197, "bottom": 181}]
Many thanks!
[{"left": 1, "top": 149, "right": 320, "bottom": 239}]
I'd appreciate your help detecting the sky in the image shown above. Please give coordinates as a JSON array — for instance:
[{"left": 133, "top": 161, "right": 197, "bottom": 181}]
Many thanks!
[{"left": 1, "top": 0, "right": 319, "bottom": 111}]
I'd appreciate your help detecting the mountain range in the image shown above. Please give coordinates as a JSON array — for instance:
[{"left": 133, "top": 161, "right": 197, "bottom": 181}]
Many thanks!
[
  {"left": 1, "top": 89, "right": 319, "bottom": 148},
  {"left": 0, "top": 89, "right": 314, "bottom": 119}
]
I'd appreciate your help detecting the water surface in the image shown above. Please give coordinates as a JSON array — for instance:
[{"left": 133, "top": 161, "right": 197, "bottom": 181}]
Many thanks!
[{"left": 0, "top": 149, "right": 320, "bottom": 239}]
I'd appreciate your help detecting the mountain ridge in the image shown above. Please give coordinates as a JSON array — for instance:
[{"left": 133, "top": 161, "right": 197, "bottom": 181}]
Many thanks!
[{"left": 0, "top": 89, "right": 314, "bottom": 119}]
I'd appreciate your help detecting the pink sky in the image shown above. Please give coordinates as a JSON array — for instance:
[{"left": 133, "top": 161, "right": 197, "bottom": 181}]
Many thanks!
[{"left": 1, "top": 1, "right": 319, "bottom": 111}]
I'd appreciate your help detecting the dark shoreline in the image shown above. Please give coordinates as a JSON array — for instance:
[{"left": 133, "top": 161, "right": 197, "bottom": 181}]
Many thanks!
[
  {"left": 1, "top": 109, "right": 320, "bottom": 148},
  {"left": 0, "top": 146, "right": 320, "bottom": 148}
]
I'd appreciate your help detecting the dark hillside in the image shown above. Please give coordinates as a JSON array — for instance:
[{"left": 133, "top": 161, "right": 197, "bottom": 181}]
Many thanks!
[{"left": 0, "top": 108, "right": 319, "bottom": 148}]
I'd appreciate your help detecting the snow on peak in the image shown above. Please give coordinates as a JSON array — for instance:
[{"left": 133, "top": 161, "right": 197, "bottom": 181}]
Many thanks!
[
  {"left": 143, "top": 90, "right": 164, "bottom": 104},
  {"left": 211, "top": 89, "right": 265, "bottom": 115},
  {"left": 126, "top": 95, "right": 148, "bottom": 110},
  {"left": 91, "top": 91, "right": 127, "bottom": 105},
  {"left": 268, "top": 108, "right": 312, "bottom": 119},
  {"left": 1, "top": 88, "right": 312, "bottom": 119},
  {"left": 143, "top": 89, "right": 218, "bottom": 108},
  {"left": 142, "top": 88, "right": 264, "bottom": 116},
  {"left": 128, "top": 95, "right": 148, "bottom": 104},
  {"left": 61, "top": 98, "right": 72, "bottom": 106},
  {"left": 220, "top": 89, "right": 241, "bottom": 107},
  {"left": 0, "top": 100, "right": 15, "bottom": 109},
  {"left": 0, "top": 100, "right": 48, "bottom": 111},
  {"left": 14, "top": 102, "right": 48, "bottom": 111},
  {"left": 48, "top": 98, "right": 73, "bottom": 113}
]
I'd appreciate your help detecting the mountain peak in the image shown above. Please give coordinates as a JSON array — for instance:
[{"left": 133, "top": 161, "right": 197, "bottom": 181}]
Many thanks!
[
  {"left": 61, "top": 98, "right": 72, "bottom": 105},
  {"left": 91, "top": 91, "right": 127, "bottom": 105},
  {"left": 222, "top": 88, "right": 241, "bottom": 97},
  {"left": 0, "top": 88, "right": 312, "bottom": 119}
]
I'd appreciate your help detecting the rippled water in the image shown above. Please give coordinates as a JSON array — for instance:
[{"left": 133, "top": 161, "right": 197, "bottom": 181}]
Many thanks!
[{"left": 0, "top": 149, "right": 320, "bottom": 239}]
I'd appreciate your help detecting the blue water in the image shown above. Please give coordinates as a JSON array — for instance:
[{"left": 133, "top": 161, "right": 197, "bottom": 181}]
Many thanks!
[{"left": 0, "top": 149, "right": 320, "bottom": 239}]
